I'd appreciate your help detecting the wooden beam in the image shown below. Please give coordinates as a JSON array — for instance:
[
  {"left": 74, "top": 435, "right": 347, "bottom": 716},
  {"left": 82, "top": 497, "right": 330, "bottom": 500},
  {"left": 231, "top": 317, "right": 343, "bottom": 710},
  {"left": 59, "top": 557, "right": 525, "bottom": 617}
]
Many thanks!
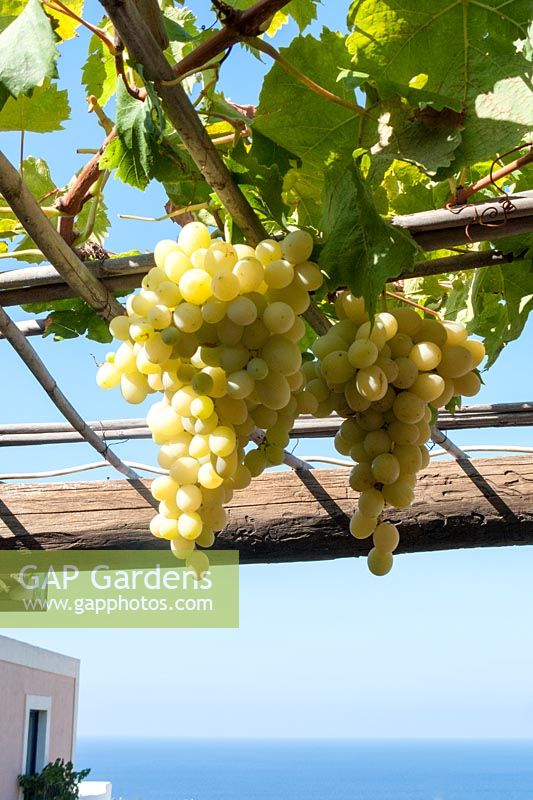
[{"left": 1, "top": 458, "right": 532, "bottom": 562}]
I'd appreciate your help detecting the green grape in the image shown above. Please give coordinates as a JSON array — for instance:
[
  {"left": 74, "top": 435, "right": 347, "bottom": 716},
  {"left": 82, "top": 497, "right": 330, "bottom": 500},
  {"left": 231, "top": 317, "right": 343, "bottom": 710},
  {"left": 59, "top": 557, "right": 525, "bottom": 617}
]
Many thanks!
[
  {"left": 410, "top": 341, "right": 442, "bottom": 371},
  {"left": 241, "top": 319, "right": 270, "bottom": 350},
  {"left": 185, "top": 549, "right": 210, "bottom": 578},
  {"left": 157, "top": 435, "right": 191, "bottom": 468},
  {"left": 244, "top": 448, "right": 267, "bottom": 477},
  {"left": 220, "top": 345, "right": 250, "bottom": 373},
  {"left": 280, "top": 229, "right": 314, "bottom": 263},
  {"left": 393, "top": 444, "right": 423, "bottom": 473},
  {"left": 264, "top": 258, "right": 294, "bottom": 289},
  {"left": 374, "top": 312, "right": 398, "bottom": 340},
  {"left": 356, "top": 365, "right": 388, "bottom": 401},
  {"left": 358, "top": 410, "right": 385, "bottom": 432},
  {"left": 462, "top": 338, "right": 485, "bottom": 368},
  {"left": 263, "top": 301, "right": 296, "bottom": 334},
  {"left": 179, "top": 268, "right": 212, "bottom": 305},
  {"left": 109, "top": 315, "right": 132, "bottom": 341},
  {"left": 170, "top": 456, "right": 200, "bottom": 485},
  {"left": 156, "top": 281, "right": 181, "bottom": 309},
  {"left": 294, "top": 261, "right": 323, "bottom": 291},
  {"left": 371, "top": 453, "right": 401, "bottom": 485},
  {"left": 344, "top": 381, "right": 371, "bottom": 412},
  {"left": 321, "top": 350, "right": 355, "bottom": 384},
  {"left": 255, "top": 239, "right": 282, "bottom": 265},
  {"left": 392, "top": 357, "right": 418, "bottom": 389},
  {"left": 176, "top": 485, "right": 203, "bottom": 513},
  {"left": 120, "top": 372, "right": 149, "bottom": 404},
  {"left": 373, "top": 521, "right": 400, "bottom": 553},
  {"left": 412, "top": 318, "right": 447, "bottom": 347},
  {"left": 173, "top": 303, "right": 203, "bottom": 333},
  {"left": 96, "top": 362, "right": 121, "bottom": 390},
  {"left": 154, "top": 239, "right": 180, "bottom": 270},
  {"left": 342, "top": 293, "right": 368, "bottom": 324},
  {"left": 256, "top": 373, "right": 291, "bottom": 410},
  {"left": 178, "top": 221, "right": 211, "bottom": 255},
  {"left": 217, "top": 318, "right": 242, "bottom": 346},
  {"left": 197, "top": 462, "right": 224, "bottom": 489},
  {"left": 227, "top": 296, "right": 258, "bottom": 326},
  {"left": 164, "top": 250, "right": 191, "bottom": 283},
  {"left": 215, "top": 395, "right": 248, "bottom": 425},
  {"left": 334, "top": 431, "right": 352, "bottom": 456},
  {"left": 392, "top": 391, "right": 426, "bottom": 424},
  {"left": 204, "top": 241, "right": 237, "bottom": 275},
  {"left": 437, "top": 346, "right": 474, "bottom": 378},
  {"left": 388, "top": 419, "right": 419, "bottom": 446},
  {"left": 247, "top": 357, "right": 269, "bottom": 381},
  {"left": 372, "top": 386, "right": 396, "bottom": 413},
  {"left": 364, "top": 430, "right": 392, "bottom": 458},
  {"left": 189, "top": 434, "right": 210, "bottom": 459},
  {"left": 202, "top": 298, "right": 228, "bottom": 325},
  {"left": 390, "top": 307, "right": 422, "bottom": 337},
  {"left": 151, "top": 476, "right": 179, "bottom": 503},
  {"left": 261, "top": 337, "right": 301, "bottom": 376},
  {"left": 340, "top": 417, "right": 365, "bottom": 443},
  {"left": 410, "top": 373, "right": 445, "bottom": 402},
  {"left": 375, "top": 356, "right": 399, "bottom": 383},
  {"left": 227, "top": 370, "right": 255, "bottom": 399},
  {"left": 442, "top": 320, "right": 468, "bottom": 346},
  {"left": 233, "top": 257, "right": 264, "bottom": 292},
  {"left": 367, "top": 548, "right": 393, "bottom": 576},
  {"left": 348, "top": 338, "right": 378, "bottom": 369},
  {"left": 358, "top": 488, "right": 385, "bottom": 518},
  {"left": 209, "top": 426, "right": 236, "bottom": 457},
  {"left": 389, "top": 333, "right": 414, "bottom": 359},
  {"left": 454, "top": 371, "right": 482, "bottom": 397},
  {"left": 212, "top": 271, "right": 240, "bottom": 302},
  {"left": 349, "top": 463, "right": 376, "bottom": 492},
  {"left": 349, "top": 511, "right": 378, "bottom": 539},
  {"left": 190, "top": 395, "right": 215, "bottom": 420},
  {"left": 382, "top": 479, "right": 414, "bottom": 508}
]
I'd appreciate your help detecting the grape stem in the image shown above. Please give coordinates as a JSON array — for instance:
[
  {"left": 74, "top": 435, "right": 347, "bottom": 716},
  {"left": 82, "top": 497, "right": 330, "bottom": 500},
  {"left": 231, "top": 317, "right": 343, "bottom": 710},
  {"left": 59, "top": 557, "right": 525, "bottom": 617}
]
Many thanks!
[
  {"left": 245, "top": 36, "right": 366, "bottom": 117},
  {"left": 41, "top": 0, "right": 117, "bottom": 53},
  {"left": 117, "top": 202, "right": 209, "bottom": 223},
  {"left": 384, "top": 290, "right": 441, "bottom": 319}
]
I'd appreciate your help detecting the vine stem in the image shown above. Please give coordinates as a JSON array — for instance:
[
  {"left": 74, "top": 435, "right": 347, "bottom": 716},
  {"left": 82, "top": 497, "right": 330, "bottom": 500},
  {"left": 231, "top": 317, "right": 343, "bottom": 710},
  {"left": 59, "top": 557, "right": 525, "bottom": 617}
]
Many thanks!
[
  {"left": 449, "top": 145, "right": 533, "bottom": 206},
  {"left": 385, "top": 290, "right": 441, "bottom": 319},
  {"left": 42, "top": 0, "right": 116, "bottom": 52},
  {"left": 118, "top": 202, "right": 208, "bottom": 222},
  {"left": 0, "top": 249, "right": 43, "bottom": 260},
  {"left": 246, "top": 36, "right": 366, "bottom": 117}
]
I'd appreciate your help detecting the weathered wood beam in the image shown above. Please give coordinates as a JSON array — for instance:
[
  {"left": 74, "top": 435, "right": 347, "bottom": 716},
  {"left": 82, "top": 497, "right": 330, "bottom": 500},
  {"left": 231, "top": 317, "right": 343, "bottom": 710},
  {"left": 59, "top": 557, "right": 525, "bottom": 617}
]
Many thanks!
[{"left": 0, "top": 458, "right": 532, "bottom": 561}]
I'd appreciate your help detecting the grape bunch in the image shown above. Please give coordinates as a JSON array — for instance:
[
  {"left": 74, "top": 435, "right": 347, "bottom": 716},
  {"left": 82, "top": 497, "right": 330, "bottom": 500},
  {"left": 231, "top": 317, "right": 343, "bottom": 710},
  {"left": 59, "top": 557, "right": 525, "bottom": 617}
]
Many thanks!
[
  {"left": 303, "top": 292, "right": 484, "bottom": 576},
  {"left": 97, "top": 222, "right": 322, "bottom": 573}
]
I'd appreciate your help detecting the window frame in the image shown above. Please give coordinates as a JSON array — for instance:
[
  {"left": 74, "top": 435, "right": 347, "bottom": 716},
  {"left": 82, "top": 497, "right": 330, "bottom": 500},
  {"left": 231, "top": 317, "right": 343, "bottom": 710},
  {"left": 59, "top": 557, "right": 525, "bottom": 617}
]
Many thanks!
[{"left": 21, "top": 695, "right": 51, "bottom": 777}]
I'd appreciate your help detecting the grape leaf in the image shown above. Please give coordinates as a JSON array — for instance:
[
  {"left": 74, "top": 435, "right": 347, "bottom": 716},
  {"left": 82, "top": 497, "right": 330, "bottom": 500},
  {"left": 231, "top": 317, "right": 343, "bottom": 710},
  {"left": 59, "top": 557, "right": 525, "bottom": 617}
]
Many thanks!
[
  {"left": 82, "top": 32, "right": 116, "bottom": 107},
  {"left": 283, "top": 164, "right": 322, "bottom": 230},
  {"left": 45, "top": 0, "right": 84, "bottom": 40},
  {"left": 0, "top": 82, "right": 69, "bottom": 132},
  {"left": 0, "top": 0, "right": 58, "bottom": 109},
  {"left": 319, "top": 160, "right": 417, "bottom": 312},
  {"left": 254, "top": 30, "right": 359, "bottom": 170},
  {"left": 21, "top": 298, "right": 114, "bottom": 343},
  {"left": 100, "top": 81, "right": 160, "bottom": 190},
  {"left": 21, "top": 156, "right": 56, "bottom": 201},
  {"left": 347, "top": 0, "right": 533, "bottom": 168},
  {"left": 100, "top": 137, "right": 150, "bottom": 191}
]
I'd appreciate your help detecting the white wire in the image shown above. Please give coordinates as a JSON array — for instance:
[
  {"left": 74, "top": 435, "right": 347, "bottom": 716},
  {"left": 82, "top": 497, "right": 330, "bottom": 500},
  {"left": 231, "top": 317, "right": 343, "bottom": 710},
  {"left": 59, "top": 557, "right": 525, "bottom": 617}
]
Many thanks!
[
  {"left": 0, "top": 460, "right": 166, "bottom": 480},
  {"left": 428, "top": 445, "right": 533, "bottom": 458},
  {"left": 1, "top": 445, "right": 531, "bottom": 481}
]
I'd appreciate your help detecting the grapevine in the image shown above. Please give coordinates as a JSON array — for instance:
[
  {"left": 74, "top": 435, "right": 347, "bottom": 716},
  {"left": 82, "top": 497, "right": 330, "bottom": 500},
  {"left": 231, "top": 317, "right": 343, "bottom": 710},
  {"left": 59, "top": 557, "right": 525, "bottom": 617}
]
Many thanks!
[
  {"left": 303, "top": 296, "right": 484, "bottom": 574},
  {"left": 97, "top": 222, "right": 322, "bottom": 576}
]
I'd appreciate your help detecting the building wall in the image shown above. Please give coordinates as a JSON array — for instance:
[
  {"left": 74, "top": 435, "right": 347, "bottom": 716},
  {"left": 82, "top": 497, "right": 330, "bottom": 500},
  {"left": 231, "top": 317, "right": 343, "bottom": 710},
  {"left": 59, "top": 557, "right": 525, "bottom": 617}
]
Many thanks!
[{"left": 0, "top": 638, "right": 79, "bottom": 800}]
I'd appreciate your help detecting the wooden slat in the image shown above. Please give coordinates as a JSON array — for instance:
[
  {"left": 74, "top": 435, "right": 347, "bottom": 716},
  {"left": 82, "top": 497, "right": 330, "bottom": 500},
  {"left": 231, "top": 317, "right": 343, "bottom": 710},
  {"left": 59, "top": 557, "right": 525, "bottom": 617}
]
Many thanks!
[{"left": 1, "top": 458, "right": 532, "bottom": 562}]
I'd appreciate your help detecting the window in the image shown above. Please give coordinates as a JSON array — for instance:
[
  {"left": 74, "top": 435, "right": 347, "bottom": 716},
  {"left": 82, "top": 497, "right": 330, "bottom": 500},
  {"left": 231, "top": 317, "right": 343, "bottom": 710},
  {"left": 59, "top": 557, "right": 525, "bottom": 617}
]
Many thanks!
[{"left": 22, "top": 696, "right": 51, "bottom": 776}]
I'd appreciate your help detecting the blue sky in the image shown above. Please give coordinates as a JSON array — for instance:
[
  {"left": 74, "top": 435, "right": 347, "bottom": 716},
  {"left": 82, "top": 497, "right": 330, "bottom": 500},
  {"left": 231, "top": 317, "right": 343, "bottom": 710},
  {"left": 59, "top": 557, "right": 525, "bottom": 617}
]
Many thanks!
[{"left": 2, "top": 1, "right": 533, "bottom": 740}]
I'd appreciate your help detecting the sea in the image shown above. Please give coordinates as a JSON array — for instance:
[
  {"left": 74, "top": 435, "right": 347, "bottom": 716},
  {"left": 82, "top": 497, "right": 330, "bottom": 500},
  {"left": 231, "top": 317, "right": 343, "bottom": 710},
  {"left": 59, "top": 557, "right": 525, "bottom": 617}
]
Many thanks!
[{"left": 76, "top": 739, "right": 533, "bottom": 800}]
